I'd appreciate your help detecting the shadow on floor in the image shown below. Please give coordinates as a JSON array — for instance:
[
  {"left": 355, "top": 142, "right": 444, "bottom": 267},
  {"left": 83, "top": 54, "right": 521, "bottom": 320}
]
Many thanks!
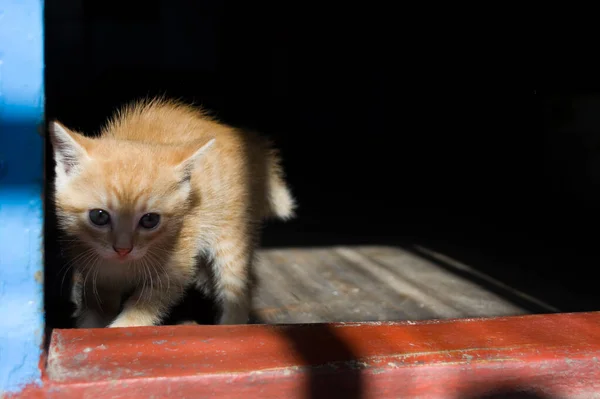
[
  {"left": 463, "top": 388, "right": 558, "bottom": 399},
  {"left": 251, "top": 312, "right": 364, "bottom": 399}
]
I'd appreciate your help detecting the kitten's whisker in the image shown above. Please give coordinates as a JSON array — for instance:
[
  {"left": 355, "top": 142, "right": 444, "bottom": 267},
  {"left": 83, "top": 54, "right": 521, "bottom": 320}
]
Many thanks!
[
  {"left": 146, "top": 251, "right": 167, "bottom": 292},
  {"left": 58, "top": 247, "right": 95, "bottom": 278},
  {"left": 156, "top": 257, "right": 170, "bottom": 293},
  {"left": 57, "top": 249, "right": 95, "bottom": 287},
  {"left": 59, "top": 263, "right": 78, "bottom": 294},
  {"left": 56, "top": 237, "right": 81, "bottom": 243},
  {"left": 133, "top": 260, "right": 148, "bottom": 308},
  {"left": 70, "top": 249, "right": 98, "bottom": 299},
  {"left": 149, "top": 246, "right": 175, "bottom": 257},
  {"left": 151, "top": 247, "right": 186, "bottom": 298},
  {"left": 79, "top": 249, "right": 99, "bottom": 287},
  {"left": 151, "top": 258, "right": 164, "bottom": 293},
  {"left": 144, "top": 257, "right": 154, "bottom": 302},
  {"left": 147, "top": 258, "right": 161, "bottom": 293},
  {"left": 132, "top": 260, "right": 143, "bottom": 308},
  {"left": 147, "top": 247, "right": 169, "bottom": 263},
  {"left": 91, "top": 256, "right": 102, "bottom": 310},
  {"left": 58, "top": 252, "right": 91, "bottom": 277},
  {"left": 81, "top": 263, "right": 95, "bottom": 307}
]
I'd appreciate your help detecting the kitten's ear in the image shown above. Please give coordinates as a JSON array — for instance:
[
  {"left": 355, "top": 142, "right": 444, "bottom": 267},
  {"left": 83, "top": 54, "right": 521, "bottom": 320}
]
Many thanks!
[
  {"left": 48, "top": 121, "right": 91, "bottom": 177},
  {"left": 175, "top": 138, "right": 216, "bottom": 183}
]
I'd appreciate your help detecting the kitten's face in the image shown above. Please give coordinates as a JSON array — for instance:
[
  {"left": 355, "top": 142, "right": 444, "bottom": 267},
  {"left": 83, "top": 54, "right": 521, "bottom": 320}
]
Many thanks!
[
  {"left": 58, "top": 157, "right": 189, "bottom": 263},
  {"left": 49, "top": 121, "right": 213, "bottom": 264}
]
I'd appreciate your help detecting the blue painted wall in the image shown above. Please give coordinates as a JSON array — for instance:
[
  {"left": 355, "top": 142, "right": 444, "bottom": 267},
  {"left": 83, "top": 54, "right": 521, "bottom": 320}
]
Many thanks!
[{"left": 0, "top": 0, "right": 45, "bottom": 394}]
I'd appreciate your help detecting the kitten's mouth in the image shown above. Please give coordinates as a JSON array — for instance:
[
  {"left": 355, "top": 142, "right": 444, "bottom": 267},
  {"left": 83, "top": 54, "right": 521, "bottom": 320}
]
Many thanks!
[
  {"left": 95, "top": 249, "right": 134, "bottom": 263},
  {"left": 111, "top": 254, "right": 140, "bottom": 263},
  {"left": 105, "top": 249, "right": 147, "bottom": 263}
]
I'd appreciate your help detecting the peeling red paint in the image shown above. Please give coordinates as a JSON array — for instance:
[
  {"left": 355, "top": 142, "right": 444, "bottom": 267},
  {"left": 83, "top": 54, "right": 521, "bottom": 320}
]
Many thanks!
[{"left": 7, "top": 312, "right": 600, "bottom": 398}]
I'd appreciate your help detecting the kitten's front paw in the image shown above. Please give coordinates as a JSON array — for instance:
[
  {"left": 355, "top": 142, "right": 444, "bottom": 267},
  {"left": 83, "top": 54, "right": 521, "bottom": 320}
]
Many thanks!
[
  {"left": 176, "top": 320, "right": 199, "bottom": 325},
  {"left": 108, "top": 319, "right": 153, "bottom": 328},
  {"left": 108, "top": 310, "right": 157, "bottom": 328}
]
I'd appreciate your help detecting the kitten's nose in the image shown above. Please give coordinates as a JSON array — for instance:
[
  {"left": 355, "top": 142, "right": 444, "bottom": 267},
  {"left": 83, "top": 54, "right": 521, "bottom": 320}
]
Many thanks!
[{"left": 113, "top": 246, "right": 133, "bottom": 256}]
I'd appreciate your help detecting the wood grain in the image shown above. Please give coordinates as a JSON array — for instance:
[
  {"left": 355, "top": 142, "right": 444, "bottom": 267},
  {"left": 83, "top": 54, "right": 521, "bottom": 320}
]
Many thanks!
[{"left": 252, "top": 246, "right": 538, "bottom": 324}]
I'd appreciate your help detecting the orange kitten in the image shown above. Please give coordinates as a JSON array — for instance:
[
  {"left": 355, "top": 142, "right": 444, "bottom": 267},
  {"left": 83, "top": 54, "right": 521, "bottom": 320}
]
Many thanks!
[{"left": 49, "top": 98, "right": 295, "bottom": 328}]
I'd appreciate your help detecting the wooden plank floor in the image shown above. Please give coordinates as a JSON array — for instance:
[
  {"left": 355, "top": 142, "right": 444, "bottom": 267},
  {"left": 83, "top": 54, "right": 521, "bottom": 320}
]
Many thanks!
[{"left": 251, "top": 246, "right": 557, "bottom": 324}]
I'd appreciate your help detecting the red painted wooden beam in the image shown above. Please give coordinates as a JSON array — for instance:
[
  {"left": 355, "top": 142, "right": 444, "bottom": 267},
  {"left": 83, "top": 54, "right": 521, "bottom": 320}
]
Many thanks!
[{"left": 10, "top": 312, "right": 600, "bottom": 398}]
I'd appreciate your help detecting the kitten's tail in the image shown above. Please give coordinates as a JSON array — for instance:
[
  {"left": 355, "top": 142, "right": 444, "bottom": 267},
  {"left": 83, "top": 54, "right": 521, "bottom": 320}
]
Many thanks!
[{"left": 264, "top": 150, "right": 296, "bottom": 221}]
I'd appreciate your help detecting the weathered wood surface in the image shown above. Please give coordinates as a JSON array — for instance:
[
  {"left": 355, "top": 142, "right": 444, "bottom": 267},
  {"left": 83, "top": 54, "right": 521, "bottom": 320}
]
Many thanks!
[
  {"left": 252, "top": 246, "right": 556, "bottom": 324},
  {"left": 11, "top": 312, "right": 600, "bottom": 398}
]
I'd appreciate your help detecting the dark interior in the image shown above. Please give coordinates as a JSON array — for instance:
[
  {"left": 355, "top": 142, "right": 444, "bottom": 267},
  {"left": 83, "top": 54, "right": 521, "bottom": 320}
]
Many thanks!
[{"left": 44, "top": 2, "right": 599, "bottom": 335}]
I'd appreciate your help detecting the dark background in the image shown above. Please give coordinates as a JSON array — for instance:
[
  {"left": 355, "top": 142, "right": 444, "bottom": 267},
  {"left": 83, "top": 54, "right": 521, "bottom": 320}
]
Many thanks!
[{"left": 44, "top": 1, "right": 600, "bottom": 333}]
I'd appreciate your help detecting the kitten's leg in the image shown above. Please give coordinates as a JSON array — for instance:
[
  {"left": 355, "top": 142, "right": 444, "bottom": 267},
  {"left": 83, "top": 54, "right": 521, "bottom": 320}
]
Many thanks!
[
  {"left": 76, "top": 309, "right": 109, "bottom": 329},
  {"left": 211, "top": 235, "right": 253, "bottom": 325},
  {"left": 70, "top": 270, "right": 84, "bottom": 319},
  {"left": 193, "top": 257, "right": 213, "bottom": 297},
  {"left": 70, "top": 271, "right": 106, "bottom": 328},
  {"left": 74, "top": 277, "right": 122, "bottom": 328},
  {"left": 108, "top": 277, "right": 186, "bottom": 328}
]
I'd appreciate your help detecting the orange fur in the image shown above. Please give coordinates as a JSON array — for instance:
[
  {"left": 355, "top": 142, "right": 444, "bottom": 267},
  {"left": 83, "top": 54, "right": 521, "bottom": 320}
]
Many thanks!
[{"left": 49, "top": 98, "right": 296, "bottom": 327}]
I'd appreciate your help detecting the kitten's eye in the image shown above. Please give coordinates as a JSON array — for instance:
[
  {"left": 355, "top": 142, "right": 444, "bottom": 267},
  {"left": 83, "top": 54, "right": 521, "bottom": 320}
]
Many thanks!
[
  {"left": 89, "top": 209, "right": 111, "bottom": 226},
  {"left": 139, "top": 213, "right": 160, "bottom": 229}
]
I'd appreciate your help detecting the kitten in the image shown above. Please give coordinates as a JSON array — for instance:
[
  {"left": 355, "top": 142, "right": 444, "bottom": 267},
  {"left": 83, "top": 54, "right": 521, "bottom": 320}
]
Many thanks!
[{"left": 49, "top": 98, "right": 296, "bottom": 328}]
